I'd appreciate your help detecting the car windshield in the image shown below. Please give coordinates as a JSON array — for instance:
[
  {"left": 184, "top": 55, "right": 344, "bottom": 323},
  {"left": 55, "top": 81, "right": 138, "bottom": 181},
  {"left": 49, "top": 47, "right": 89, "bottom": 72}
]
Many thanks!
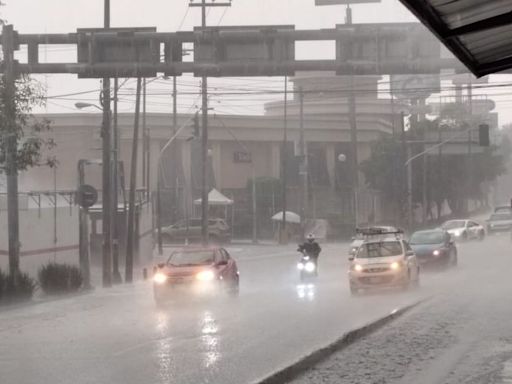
[
  {"left": 167, "top": 250, "right": 214, "bottom": 266},
  {"left": 410, "top": 231, "right": 445, "bottom": 245},
  {"left": 356, "top": 241, "right": 403, "bottom": 258},
  {"left": 490, "top": 214, "right": 512, "bottom": 221},
  {"left": 442, "top": 220, "right": 466, "bottom": 229}
]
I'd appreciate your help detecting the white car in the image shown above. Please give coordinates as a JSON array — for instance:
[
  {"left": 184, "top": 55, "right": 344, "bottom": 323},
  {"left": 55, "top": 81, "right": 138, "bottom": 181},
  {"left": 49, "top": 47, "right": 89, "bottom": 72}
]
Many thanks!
[
  {"left": 440, "top": 219, "right": 485, "bottom": 241},
  {"left": 348, "top": 237, "right": 420, "bottom": 295},
  {"left": 348, "top": 226, "right": 402, "bottom": 256}
]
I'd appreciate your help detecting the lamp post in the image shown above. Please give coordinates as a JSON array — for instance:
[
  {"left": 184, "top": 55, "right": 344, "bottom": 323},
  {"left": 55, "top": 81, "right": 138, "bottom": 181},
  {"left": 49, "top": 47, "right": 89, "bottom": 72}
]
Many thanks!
[
  {"left": 156, "top": 116, "right": 196, "bottom": 254},
  {"left": 75, "top": 101, "right": 122, "bottom": 283}
]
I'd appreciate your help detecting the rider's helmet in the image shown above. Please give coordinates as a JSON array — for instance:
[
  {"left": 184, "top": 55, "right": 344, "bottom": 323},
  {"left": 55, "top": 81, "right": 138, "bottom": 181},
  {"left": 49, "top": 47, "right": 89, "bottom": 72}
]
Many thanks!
[{"left": 307, "top": 233, "right": 315, "bottom": 243}]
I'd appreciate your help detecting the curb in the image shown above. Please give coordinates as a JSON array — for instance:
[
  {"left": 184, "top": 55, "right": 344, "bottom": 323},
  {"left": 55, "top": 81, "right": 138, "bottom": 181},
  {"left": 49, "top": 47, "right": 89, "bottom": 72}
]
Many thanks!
[{"left": 254, "top": 299, "right": 426, "bottom": 384}]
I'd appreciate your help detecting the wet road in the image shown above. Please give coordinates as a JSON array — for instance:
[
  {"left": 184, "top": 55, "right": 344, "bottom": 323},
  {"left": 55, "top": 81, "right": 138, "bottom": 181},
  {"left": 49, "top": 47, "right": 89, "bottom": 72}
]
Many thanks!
[
  {"left": 1, "top": 242, "right": 437, "bottom": 384},
  {"left": 288, "top": 234, "right": 512, "bottom": 384}
]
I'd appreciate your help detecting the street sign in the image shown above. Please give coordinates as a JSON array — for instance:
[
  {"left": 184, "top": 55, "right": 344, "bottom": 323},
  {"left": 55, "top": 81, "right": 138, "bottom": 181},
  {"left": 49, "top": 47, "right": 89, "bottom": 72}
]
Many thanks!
[
  {"left": 390, "top": 74, "right": 441, "bottom": 100},
  {"left": 76, "top": 184, "right": 98, "bottom": 209},
  {"left": 193, "top": 25, "right": 295, "bottom": 77},
  {"left": 316, "top": 0, "right": 380, "bottom": 4},
  {"left": 77, "top": 27, "right": 159, "bottom": 78},
  {"left": 336, "top": 23, "right": 441, "bottom": 75}
]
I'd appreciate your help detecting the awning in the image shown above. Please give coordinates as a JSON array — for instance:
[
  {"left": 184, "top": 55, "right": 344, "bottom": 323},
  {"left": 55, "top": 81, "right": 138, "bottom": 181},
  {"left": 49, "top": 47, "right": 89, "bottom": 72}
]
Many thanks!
[
  {"left": 194, "top": 188, "right": 233, "bottom": 206},
  {"left": 398, "top": 0, "right": 512, "bottom": 76}
]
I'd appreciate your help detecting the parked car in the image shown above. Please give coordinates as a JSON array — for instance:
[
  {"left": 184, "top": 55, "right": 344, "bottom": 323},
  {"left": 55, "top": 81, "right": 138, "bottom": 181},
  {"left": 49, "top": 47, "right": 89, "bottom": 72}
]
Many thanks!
[
  {"left": 348, "top": 236, "right": 420, "bottom": 295},
  {"left": 486, "top": 212, "right": 512, "bottom": 234},
  {"left": 409, "top": 229, "right": 457, "bottom": 268},
  {"left": 440, "top": 219, "right": 485, "bottom": 241},
  {"left": 153, "top": 246, "right": 239, "bottom": 304},
  {"left": 494, "top": 205, "right": 512, "bottom": 215},
  {"left": 161, "top": 218, "right": 231, "bottom": 244}
]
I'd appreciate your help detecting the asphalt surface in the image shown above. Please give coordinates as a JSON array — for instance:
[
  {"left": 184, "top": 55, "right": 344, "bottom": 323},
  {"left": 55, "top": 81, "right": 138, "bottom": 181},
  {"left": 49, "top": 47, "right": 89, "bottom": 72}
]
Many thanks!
[
  {"left": 1, "top": 241, "right": 441, "bottom": 384},
  {"left": 289, "top": 234, "right": 512, "bottom": 384}
]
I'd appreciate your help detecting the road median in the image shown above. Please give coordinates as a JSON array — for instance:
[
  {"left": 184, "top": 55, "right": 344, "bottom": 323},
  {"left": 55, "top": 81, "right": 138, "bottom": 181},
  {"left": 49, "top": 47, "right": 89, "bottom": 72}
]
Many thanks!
[{"left": 254, "top": 299, "right": 427, "bottom": 384}]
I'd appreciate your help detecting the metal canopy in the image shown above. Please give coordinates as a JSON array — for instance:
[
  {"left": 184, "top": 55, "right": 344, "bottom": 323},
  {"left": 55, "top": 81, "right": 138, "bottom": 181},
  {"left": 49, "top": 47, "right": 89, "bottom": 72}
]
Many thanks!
[{"left": 398, "top": 0, "right": 512, "bottom": 76}]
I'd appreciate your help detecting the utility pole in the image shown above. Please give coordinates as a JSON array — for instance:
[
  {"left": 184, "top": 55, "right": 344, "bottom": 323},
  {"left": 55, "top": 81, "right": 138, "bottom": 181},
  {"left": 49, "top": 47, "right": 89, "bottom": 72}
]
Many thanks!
[
  {"left": 467, "top": 79, "right": 473, "bottom": 212},
  {"left": 3, "top": 25, "right": 20, "bottom": 277},
  {"left": 189, "top": 0, "right": 231, "bottom": 245},
  {"left": 400, "top": 112, "right": 411, "bottom": 228},
  {"left": 126, "top": 77, "right": 142, "bottom": 283},
  {"left": 101, "top": 0, "right": 112, "bottom": 287},
  {"left": 345, "top": 5, "right": 359, "bottom": 227},
  {"left": 112, "top": 77, "right": 122, "bottom": 283},
  {"left": 280, "top": 77, "right": 288, "bottom": 244},
  {"left": 299, "top": 87, "right": 308, "bottom": 240}
]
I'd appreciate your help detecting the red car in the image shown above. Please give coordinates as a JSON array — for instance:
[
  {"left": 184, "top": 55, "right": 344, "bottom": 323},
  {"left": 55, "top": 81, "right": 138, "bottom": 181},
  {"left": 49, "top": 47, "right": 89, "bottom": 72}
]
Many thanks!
[{"left": 153, "top": 246, "right": 239, "bottom": 304}]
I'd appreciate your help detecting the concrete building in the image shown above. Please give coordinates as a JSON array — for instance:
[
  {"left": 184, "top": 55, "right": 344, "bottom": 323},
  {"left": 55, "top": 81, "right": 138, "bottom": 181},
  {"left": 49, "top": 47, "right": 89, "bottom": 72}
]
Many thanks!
[{"left": 16, "top": 73, "right": 408, "bottom": 239}]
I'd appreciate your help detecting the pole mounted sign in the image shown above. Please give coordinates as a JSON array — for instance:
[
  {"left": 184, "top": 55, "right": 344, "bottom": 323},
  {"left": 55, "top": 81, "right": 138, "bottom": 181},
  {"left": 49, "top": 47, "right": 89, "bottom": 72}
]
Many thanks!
[{"left": 76, "top": 184, "right": 98, "bottom": 209}]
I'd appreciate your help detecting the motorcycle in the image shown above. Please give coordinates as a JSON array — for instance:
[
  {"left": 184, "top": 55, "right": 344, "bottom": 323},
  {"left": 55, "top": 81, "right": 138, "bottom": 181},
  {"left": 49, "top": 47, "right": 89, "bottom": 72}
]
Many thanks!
[{"left": 297, "top": 251, "right": 318, "bottom": 281}]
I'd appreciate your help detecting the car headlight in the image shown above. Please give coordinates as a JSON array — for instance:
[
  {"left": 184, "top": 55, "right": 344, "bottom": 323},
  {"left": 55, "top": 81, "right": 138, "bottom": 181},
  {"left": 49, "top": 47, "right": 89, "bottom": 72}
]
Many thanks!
[
  {"left": 304, "top": 262, "right": 316, "bottom": 273},
  {"left": 297, "top": 262, "right": 305, "bottom": 270},
  {"left": 453, "top": 230, "right": 461, "bottom": 237},
  {"left": 196, "top": 270, "right": 215, "bottom": 282},
  {"left": 390, "top": 262, "right": 401, "bottom": 270},
  {"left": 433, "top": 250, "right": 441, "bottom": 257},
  {"left": 153, "top": 272, "right": 168, "bottom": 284},
  {"left": 354, "top": 264, "right": 363, "bottom": 272}
]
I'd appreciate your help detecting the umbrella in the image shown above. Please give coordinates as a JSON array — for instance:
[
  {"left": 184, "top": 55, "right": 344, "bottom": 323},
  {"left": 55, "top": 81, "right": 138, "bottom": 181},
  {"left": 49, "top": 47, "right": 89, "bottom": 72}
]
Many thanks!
[{"left": 271, "top": 211, "right": 301, "bottom": 224}]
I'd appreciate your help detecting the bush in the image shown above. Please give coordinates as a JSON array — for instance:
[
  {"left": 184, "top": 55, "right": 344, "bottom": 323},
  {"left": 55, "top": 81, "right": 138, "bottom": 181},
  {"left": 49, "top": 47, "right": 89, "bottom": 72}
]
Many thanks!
[
  {"left": 38, "top": 263, "right": 83, "bottom": 295},
  {"left": 0, "top": 269, "right": 37, "bottom": 304}
]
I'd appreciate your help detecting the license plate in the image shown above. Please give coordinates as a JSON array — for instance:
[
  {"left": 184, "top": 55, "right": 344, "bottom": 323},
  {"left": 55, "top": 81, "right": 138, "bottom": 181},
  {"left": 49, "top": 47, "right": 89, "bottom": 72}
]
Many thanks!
[{"left": 369, "top": 277, "right": 383, "bottom": 283}]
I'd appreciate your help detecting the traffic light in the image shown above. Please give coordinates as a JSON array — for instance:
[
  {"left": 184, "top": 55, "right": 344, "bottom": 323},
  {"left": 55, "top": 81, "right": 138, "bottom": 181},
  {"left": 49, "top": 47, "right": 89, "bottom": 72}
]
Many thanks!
[
  {"left": 193, "top": 112, "right": 200, "bottom": 138},
  {"left": 479, "top": 124, "right": 490, "bottom": 147}
]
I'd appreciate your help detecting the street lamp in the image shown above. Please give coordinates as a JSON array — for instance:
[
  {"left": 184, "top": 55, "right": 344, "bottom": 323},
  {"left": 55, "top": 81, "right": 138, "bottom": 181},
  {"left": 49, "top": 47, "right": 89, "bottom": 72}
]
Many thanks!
[
  {"left": 75, "top": 101, "right": 122, "bottom": 284},
  {"left": 156, "top": 115, "right": 196, "bottom": 254},
  {"left": 75, "top": 102, "right": 103, "bottom": 111}
]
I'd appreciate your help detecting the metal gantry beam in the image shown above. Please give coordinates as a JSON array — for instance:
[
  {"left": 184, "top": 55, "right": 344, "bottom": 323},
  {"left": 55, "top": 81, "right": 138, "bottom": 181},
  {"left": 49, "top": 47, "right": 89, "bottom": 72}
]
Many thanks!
[{"left": 1, "top": 24, "right": 468, "bottom": 78}]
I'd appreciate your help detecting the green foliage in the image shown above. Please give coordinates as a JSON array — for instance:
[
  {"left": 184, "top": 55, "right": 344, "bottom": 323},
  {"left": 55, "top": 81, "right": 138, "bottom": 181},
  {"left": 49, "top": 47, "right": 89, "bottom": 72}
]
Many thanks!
[
  {"left": 361, "top": 117, "right": 508, "bottom": 219},
  {"left": 38, "top": 263, "right": 83, "bottom": 295},
  {"left": 0, "top": 75, "right": 56, "bottom": 173},
  {"left": 0, "top": 269, "right": 37, "bottom": 304}
]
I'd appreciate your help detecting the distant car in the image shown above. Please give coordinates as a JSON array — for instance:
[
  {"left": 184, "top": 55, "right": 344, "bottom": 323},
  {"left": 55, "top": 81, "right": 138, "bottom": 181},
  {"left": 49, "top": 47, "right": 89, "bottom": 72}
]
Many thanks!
[
  {"left": 494, "top": 205, "right": 512, "bottom": 215},
  {"left": 409, "top": 229, "right": 457, "bottom": 268},
  {"left": 440, "top": 219, "right": 485, "bottom": 241},
  {"left": 486, "top": 213, "right": 512, "bottom": 234},
  {"left": 348, "top": 236, "right": 420, "bottom": 295},
  {"left": 348, "top": 226, "right": 402, "bottom": 256},
  {"left": 161, "top": 218, "right": 231, "bottom": 244},
  {"left": 153, "top": 247, "right": 239, "bottom": 304}
]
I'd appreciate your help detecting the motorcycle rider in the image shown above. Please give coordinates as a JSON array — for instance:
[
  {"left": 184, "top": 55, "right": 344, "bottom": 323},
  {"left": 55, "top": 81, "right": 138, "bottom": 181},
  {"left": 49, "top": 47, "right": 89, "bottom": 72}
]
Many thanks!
[{"left": 298, "top": 233, "right": 321, "bottom": 264}]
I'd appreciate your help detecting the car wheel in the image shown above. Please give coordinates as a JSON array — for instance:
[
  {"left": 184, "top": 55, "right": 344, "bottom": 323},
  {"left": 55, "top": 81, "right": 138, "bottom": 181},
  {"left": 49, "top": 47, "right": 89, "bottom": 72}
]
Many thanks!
[
  {"left": 227, "top": 276, "right": 239, "bottom": 297},
  {"left": 413, "top": 268, "right": 420, "bottom": 288},
  {"left": 450, "top": 250, "right": 458, "bottom": 267},
  {"left": 402, "top": 270, "right": 412, "bottom": 291}
]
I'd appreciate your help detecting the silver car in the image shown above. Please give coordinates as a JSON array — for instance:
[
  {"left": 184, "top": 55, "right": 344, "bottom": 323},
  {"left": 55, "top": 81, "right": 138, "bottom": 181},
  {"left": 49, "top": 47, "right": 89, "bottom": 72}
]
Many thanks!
[
  {"left": 440, "top": 219, "right": 485, "bottom": 241},
  {"left": 348, "top": 237, "right": 420, "bottom": 295}
]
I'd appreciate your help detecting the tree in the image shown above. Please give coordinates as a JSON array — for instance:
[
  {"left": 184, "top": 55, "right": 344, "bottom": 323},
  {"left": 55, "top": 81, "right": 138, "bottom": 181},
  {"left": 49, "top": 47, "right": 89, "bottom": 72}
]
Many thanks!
[
  {"left": 0, "top": 76, "right": 56, "bottom": 173},
  {"left": 1, "top": 22, "right": 56, "bottom": 276}
]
